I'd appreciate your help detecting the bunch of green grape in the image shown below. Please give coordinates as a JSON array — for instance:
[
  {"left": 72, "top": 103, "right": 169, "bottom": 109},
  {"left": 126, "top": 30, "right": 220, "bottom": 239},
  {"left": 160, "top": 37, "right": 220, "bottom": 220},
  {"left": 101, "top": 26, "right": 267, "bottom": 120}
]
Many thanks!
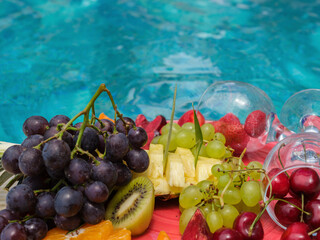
[
  {"left": 178, "top": 159, "right": 264, "bottom": 234},
  {"left": 152, "top": 122, "right": 230, "bottom": 159}
]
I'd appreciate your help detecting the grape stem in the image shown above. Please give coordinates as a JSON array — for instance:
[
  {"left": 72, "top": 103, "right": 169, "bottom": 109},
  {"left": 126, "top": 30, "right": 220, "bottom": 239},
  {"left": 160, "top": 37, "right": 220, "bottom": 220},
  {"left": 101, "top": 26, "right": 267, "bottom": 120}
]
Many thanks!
[{"left": 219, "top": 172, "right": 234, "bottom": 209}]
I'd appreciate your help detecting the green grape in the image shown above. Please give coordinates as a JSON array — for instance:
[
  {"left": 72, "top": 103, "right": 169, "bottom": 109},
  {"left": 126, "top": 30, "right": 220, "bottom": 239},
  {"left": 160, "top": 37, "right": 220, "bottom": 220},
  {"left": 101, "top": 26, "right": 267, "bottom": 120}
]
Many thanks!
[
  {"left": 221, "top": 162, "right": 233, "bottom": 171},
  {"left": 206, "top": 211, "right": 223, "bottom": 233},
  {"left": 161, "top": 123, "right": 181, "bottom": 135},
  {"left": 201, "top": 123, "right": 215, "bottom": 141},
  {"left": 217, "top": 174, "right": 233, "bottom": 190},
  {"left": 175, "top": 129, "right": 196, "bottom": 149},
  {"left": 192, "top": 145, "right": 207, "bottom": 157},
  {"left": 211, "top": 164, "right": 225, "bottom": 178},
  {"left": 218, "top": 204, "right": 239, "bottom": 228},
  {"left": 206, "top": 140, "right": 226, "bottom": 159},
  {"left": 179, "top": 185, "right": 204, "bottom": 209},
  {"left": 182, "top": 122, "right": 195, "bottom": 131},
  {"left": 197, "top": 180, "right": 214, "bottom": 192},
  {"left": 151, "top": 136, "right": 160, "bottom": 144},
  {"left": 214, "top": 133, "right": 226, "bottom": 144},
  {"left": 158, "top": 133, "right": 177, "bottom": 151},
  {"left": 199, "top": 204, "right": 213, "bottom": 218},
  {"left": 240, "top": 181, "right": 261, "bottom": 207},
  {"left": 179, "top": 206, "right": 197, "bottom": 234},
  {"left": 246, "top": 161, "right": 263, "bottom": 180},
  {"left": 235, "top": 200, "right": 261, "bottom": 214},
  {"left": 221, "top": 188, "right": 241, "bottom": 205},
  {"left": 224, "top": 149, "right": 232, "bottom": 158},
  {"left": 179, "top": 204, "right": 185, "bottom": 213}
]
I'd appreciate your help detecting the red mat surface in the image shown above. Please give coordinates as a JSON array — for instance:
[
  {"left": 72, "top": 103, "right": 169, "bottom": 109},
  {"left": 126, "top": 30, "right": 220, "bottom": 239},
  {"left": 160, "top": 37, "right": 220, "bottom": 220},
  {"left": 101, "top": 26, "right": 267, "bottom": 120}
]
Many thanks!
[{"left": 132, "top": 140, "right": 285, "bottom": 239}]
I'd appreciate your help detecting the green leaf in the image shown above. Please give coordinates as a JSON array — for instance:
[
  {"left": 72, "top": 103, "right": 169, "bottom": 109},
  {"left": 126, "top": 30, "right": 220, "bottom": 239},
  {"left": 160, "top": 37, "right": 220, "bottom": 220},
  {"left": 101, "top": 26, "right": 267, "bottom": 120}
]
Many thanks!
[
  {"left": 193, "top": 105, "right": 203, "bottom": 167},
  {"left": 0, "top": 171, "right": 14, "bottom": 186},
  {"left": 163, "top": 84, "right": 177, "bottom": 172}
]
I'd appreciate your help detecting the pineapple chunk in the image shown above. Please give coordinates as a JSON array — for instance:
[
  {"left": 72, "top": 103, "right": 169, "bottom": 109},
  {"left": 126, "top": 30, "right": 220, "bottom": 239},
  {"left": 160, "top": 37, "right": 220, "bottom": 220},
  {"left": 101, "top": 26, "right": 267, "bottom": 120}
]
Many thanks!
[
  {"left": 165, "top": 153, "right": 186, "bottom": 188},
  {"left": 150, "top": 177, "right": 171, "bottom": 195},
  {"left": 196, "top": 156, "right": 221, "bottom": 182},
  {"left": 185, "top": 177, "right": 197, "bottom": 185},
  {"left": 146, "top": 144, "right": 164, "bottom": 178},
  {"left": 175, "top": 147, "right": 195, "bottom": 178}
]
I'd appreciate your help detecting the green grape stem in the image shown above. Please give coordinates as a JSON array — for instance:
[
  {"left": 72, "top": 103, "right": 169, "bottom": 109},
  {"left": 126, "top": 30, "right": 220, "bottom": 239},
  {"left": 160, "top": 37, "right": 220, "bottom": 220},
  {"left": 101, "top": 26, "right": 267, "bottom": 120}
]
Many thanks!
[{"left": 219, "top": 172, "right": 234, "bottom": 209}]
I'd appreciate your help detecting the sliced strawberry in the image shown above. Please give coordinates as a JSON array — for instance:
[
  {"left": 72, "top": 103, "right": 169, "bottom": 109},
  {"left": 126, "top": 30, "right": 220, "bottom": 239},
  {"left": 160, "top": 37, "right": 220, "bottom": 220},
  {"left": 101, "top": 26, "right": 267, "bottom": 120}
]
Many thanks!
[
  {"left": 135, "top": 114, "right": 149, "bottom": 129},
  {"left": 142, "top": 131, "right": 155, "bottom": 150},
  {"left": 244, "top": 110, "right": 267, "bottom": 138},
  {"left": 145, "top": 115, "right": 167, "bottom": 133},
  {"left": 177, "top": 110, "right": 205, "bottom": 126}
]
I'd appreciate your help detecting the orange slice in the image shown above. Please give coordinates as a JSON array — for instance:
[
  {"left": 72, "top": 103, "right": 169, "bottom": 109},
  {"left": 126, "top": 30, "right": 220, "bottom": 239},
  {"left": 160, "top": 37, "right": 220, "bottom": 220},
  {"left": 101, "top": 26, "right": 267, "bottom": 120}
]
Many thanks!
[
  {"left": 157, "top": 231, "right": 171, "bottom": 240},
  {"left": 43, "top": 220, "right": 130, "bottom": 240},
  {"left": 99, "top": 113, "right": 115, "bottom": 123}
]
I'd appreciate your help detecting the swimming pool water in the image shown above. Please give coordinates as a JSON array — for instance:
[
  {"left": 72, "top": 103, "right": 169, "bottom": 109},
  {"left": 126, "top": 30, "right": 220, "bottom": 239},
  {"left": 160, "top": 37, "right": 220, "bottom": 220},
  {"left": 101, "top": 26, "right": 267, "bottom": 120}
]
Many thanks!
[{"left": 0, "top": 0, "right": 320, "bottom": 143}]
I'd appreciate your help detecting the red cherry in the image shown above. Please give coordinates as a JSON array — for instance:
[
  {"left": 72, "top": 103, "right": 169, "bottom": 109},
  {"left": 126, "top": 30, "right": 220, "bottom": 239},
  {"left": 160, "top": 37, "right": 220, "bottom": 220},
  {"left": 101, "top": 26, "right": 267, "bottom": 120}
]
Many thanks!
[
  {"left": 289, "top": 168, "right": 320, "bottom": 199},
  {"left": 304, "top": 199, "right": 320, "bottom": 230},
  {"left": 212, "top": 228, "right": 244, "bottom": 240},
  {"left": 274, "top": 198, "right": 302, "bottom": 226},
  {"left": 233, "top": 212, "right": 264, "bottom": 240},
  {"left": 280, "top": 222, "right": 311, "bottom": 240},
  {"left": 264, "top": 168, "right": 290, "bottom": 198}
]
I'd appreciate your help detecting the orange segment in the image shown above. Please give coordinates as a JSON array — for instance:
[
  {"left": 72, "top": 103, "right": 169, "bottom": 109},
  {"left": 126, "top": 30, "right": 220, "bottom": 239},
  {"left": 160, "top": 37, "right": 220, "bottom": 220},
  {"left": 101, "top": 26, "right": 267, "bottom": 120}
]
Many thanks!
[
  {"left": 43, "top": 220, "right": 129, "bottom": 240},
  {"left": 157, "top": 231, "right": 171, "bottom": 240},
  {"left": 107, "top": 228, "right": 131, "bottom": 240},
  {"left": 99, "top": 113, "right": 115, "bottom": 123}
]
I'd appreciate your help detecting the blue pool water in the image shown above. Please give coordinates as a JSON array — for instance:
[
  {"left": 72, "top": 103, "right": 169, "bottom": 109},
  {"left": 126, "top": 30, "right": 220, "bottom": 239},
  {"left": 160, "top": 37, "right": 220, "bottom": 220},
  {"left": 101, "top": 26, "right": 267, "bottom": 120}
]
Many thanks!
[{"left": 0, "top": 0, "right": 320, "bottom": 143}]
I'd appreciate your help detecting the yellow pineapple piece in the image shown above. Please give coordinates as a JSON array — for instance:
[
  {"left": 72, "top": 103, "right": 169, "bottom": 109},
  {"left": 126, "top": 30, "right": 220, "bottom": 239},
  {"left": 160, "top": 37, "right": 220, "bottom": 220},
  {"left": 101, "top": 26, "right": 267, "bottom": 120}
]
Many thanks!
[
  {"left": 185, "top": 177, "right": 197, "bottom": 185},
  {"left": 147, "top": 144, "right": 164, "bottom": 179},
  {"left": 150, "top": 177, "right": 171, "bottom": 195},
  {"left": 165, "top": 153, "right": 186, "bottom": 188},
  {"left": 175, "top": 147, "right": 195, "bottom": 178},
  {"left": 196, "top": 156, "right": 221, "bottom": 182}
]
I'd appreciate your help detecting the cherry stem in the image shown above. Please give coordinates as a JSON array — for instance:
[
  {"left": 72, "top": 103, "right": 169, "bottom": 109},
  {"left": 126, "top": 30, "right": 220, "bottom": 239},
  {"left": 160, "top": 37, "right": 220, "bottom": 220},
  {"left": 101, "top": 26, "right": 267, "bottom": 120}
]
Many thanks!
[
  {"left": 249, "top": 197, "right": 274, "bottom": 236},
  {"left": 300, "top": 193, "right": 305, "bottom": 222},
  {"left": 308, "top": 226, "right": 320, "bottom": 236},
  {"left": 273, "top": 198, "right": 310, "bottom": 215}
]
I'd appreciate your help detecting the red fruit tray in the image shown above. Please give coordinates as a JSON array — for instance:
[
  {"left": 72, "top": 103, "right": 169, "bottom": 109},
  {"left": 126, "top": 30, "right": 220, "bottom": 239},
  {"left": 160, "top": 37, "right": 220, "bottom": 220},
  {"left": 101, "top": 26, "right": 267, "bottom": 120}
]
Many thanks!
[{"left": 133, "top": 140, "right": 284, "bottom": 240}]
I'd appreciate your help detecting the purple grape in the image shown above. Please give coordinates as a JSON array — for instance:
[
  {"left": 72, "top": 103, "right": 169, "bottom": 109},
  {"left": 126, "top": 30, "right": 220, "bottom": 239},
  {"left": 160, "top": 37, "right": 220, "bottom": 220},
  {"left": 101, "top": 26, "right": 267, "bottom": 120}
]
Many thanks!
[
  {"left": 81, "top": 201, "right": 105, "bottom": 225},
  {"left": 54, "top": 187, "right": 84, "bottom": 217},
  {"left": 74, "top": 122, "right": 83, "bottom": 129},
  {"left": 21, "top": 135, "right": 44, "bottom": 149},
  {"left": 105, "top": 133, "right": 129, "bottom": 160},
  {"left": 124, "top": 148, "right": 149, "bottom": 173},
  {"left": 1, "top": 145, "right": 24, "bottom": 174},
  {"left": 54, "top": 214, "right": 81, "bottom": 231},
  {"left": 46, "top": 168, "right": 65, "bottom": 180},
  {"left": 0, "top": 216, "right": 8, "bottom": 233},
  {"left": 113, "top": 162, "right": 132, "bottom": 186},
  {"left": 115, "top": 117, "right": 135, "bottom": 135},
  {"left": 35, "top": 192, "right": 56, "bottom": 218},
  {"left": 6, "top": 184, "right": 36, "bottom": 216},
  {"left": 18, "top": 148, "right": 45, "bottom": 176},
  {"left": 44, "top": 127, "right": 73, "bottom": 149},
  {"left": 24, "top": 218, "right": 48, "bottom": 240},
  {"left": 84, "top": 181, "right": 109, "bottom": 203},
  {"left": 42, "top": 139, "right": 71, "bottom": 171},
  {"left": 91, "top": 160, "right": 118, "bottom": 189},
  {"left": 22, "top": 175, "right": 50, "bottom": 191},
  {"left": 98, "top": 135, "right": 106, "bottom": 154},
  {"left": 23, "top": 116, "right": 49, "bottom": 136},
  {"left": 95, "top": 119, "right": 114, "bottom": 133},
  {"left": 73, "top": 127, "right": 99, "bottom": 153},
  {"left": 0, "top": 209, "right": 19, "bottom": 221},
  {"left": 127, "top": 127, "right": 148, "bottom": 148},
  {"left": 0, "top": 222, "right": 27, "bottom": 240},
  {"left": 49, "top": 115, "right": 70, "bottom": 127},
  {"left": 64, "top": 158, "right": 91, "bottom": 185}
]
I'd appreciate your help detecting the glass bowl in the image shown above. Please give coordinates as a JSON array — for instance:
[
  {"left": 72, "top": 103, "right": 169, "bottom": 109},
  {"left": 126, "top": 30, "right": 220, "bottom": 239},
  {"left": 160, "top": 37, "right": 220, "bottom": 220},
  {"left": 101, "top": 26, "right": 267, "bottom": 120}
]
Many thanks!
[{"left": 263, "top": 132, "right": 320, "bottom": 229}]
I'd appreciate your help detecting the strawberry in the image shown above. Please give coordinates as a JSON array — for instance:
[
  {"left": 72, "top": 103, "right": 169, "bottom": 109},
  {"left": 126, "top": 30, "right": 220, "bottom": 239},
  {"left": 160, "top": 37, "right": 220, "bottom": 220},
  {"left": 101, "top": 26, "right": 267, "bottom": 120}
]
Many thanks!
[
  {"left": 303, "top": 115, "right": 320, "bottom": 130},
  {"left": 135, "top": 114, "right": 149, "bottom": 129},
  {"left": 244, "top": 110, "right": 267, "bottom": 138},
  {"left": 219, "top": 112, "right": 241, "bottom": 125},
  {"left": 178, "top": 110, "right": 205, "bottom": 126}
]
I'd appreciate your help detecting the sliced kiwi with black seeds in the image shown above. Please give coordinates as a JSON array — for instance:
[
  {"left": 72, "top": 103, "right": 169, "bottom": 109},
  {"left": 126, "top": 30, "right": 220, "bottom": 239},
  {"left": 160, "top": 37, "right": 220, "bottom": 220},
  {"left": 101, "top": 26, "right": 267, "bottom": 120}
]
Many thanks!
[{"left": 105, "top": 176, "right": 155, "bottom": 236}]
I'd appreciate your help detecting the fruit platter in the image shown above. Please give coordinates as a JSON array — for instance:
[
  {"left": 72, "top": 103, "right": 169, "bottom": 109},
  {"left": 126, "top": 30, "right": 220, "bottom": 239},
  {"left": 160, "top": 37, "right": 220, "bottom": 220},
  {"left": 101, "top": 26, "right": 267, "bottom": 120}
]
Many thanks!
[{"left": 1, "top": 82, "right": 320, "bottom": 240}]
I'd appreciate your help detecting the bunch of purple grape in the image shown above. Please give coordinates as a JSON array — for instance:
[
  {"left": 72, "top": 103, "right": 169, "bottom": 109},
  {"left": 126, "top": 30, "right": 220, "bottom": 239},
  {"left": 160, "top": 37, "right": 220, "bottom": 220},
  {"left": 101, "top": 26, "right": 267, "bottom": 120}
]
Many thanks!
[{"left": 0, "top": 114, "right": 149, "bottom": 240}]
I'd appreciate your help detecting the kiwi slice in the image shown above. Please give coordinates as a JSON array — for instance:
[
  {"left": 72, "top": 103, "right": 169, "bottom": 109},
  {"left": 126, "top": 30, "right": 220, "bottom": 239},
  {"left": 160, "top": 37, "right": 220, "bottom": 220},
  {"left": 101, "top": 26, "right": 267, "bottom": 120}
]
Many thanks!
[{"left": 105, "top": 176, "right": 155, "bottom": 236}]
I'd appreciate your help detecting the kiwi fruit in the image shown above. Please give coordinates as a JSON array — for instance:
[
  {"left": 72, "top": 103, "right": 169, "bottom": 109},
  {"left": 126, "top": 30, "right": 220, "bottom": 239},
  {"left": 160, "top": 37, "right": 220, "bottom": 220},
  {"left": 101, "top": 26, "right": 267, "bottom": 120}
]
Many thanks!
[{"left": 105, "top": 176, "right": 155, "bottom": 236}]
